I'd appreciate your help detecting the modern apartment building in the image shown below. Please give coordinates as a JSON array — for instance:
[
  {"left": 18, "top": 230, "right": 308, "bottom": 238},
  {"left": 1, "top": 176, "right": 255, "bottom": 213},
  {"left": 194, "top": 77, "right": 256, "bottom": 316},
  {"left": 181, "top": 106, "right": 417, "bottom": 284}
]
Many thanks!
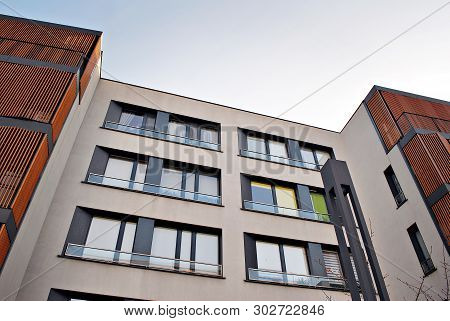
[{"left": 0, "top": 15, "right": 448, "bottom": 301}]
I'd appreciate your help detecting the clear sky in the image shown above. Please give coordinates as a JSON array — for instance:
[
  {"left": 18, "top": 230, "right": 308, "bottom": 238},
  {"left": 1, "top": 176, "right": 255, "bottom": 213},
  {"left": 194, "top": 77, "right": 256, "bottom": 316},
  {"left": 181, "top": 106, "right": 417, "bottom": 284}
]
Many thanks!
[{"left": 1, "top": 0, "right": 449, "bottom": 131}]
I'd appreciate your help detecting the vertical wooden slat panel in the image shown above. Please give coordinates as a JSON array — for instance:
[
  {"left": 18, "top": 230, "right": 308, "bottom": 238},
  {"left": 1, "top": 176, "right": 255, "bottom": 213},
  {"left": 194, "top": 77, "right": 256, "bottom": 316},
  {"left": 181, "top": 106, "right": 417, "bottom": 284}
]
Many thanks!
[
  {"left": 10, "top": 135, "right": 49, "bottom": 225},
  {"left": 50, "top": 74, "right": 77, "bottom": 142},
  {"left": 79, "top": 36, "right": 101, "bottom": 100},
  {"left": 403, "top": 133, "right": 450, "bottom": 197},
  {"left": 432, "top": 194, "right": 450, "bottom": 246},
  {"left": 366, "top": 91, "right": 402, "bottom": 150},
  {"left": 0, "top": 224, "right": 10, "bottom": 268}
]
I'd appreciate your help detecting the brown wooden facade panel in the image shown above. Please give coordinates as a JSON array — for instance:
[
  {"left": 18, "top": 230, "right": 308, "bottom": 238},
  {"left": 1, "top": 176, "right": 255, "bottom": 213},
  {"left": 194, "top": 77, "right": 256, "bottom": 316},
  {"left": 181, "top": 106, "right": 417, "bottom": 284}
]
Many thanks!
[
  {"left": 0, "top": 38, "right": 83, "bottom": 67},
  {"left": 79, "top": 36, "right": 101, "bottom": 100},
  {"left": 403, "top": 133, "right": 450, "bottom": 197},
  {"left": 50, "top": 74, "right": 78, "bottom": 142},
  {"left": 381, "top": 91, "right": 450, "bottom": 121},
  {"left": 0, "top": 18, "right": 96, "bottom": 55},
  {"left": 432, "top": 193, "right": 450, "bottom": 246},
  {"left": 0, "top": 224, "right": 10, "bottom": 268},
  {"left": 10, "top": 135, "right": 48, "bottom": 225},
  {"left": 0, "top": 127, "right": 47, "bottom": 216},
  {"left": 366, "top": 91, "right": 402, "bottom": 150}
]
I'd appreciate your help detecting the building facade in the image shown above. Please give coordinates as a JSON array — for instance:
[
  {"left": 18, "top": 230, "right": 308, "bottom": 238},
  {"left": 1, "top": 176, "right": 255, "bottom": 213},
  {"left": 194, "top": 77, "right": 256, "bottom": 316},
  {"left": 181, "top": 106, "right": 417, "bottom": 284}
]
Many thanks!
[{"left": 0, "top": 15, "right": 448, "bottom": 301}]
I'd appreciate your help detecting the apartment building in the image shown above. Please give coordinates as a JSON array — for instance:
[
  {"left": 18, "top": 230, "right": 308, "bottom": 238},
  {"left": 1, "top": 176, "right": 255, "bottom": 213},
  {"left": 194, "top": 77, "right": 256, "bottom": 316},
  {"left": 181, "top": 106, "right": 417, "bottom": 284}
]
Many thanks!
[{"left": 0, "top": 15, "right": 448, "bottom": 301}]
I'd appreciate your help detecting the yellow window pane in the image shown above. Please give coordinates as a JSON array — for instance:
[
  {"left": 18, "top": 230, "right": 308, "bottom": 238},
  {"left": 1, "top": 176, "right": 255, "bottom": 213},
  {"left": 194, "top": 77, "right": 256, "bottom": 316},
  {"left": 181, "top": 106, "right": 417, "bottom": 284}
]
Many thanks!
[
  {"left": 275, "top": 186, "right": 297, "bottom": 209},
  {"left": 251, "top": 181, "right": 271, "bottom": 189}
]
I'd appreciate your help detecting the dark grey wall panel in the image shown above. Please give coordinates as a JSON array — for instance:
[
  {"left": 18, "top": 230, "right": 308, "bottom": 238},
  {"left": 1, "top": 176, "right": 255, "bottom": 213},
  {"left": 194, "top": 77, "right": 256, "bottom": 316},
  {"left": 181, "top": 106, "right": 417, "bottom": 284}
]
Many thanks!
[
  {"left": 287, "top": 139, "right": 301, "bottom": 160},
  {"left": 244, "top": 234, "right": 257, "bottom": 278},
  {"left": 297, "top": 184, "right": 314, "bottom": 211},
  {"left": 104, "top": 101, "right": 122, "bottom": 124},
  {"left": 238, "top": 128, "right": 248, "bottom": 150},
  {"left": 155, "top": 111, "right": 170, "bottom": 133},
  {"left": 307, "top": 243, "right": 327, "bottom": 276},
  {"left": 64, "top": 207, "right": 92, "bottom": 250},
  {"left": 146, "top": 157, "right": 163, "bottom": 186},
  {"left": 133, "top": 217, "right": 155, "bottom": 255},
  {"left": 86, "top": 146, "right": 109, "bottom": 178},
  {"left": 241, "top": 175, "right": 252, "bottom": 204}
]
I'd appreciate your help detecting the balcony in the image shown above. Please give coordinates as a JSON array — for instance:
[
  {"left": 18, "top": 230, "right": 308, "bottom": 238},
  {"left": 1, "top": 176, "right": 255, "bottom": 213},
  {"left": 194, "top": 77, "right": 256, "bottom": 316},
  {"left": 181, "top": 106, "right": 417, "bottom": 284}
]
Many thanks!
[
  {"left": 65, "top": 243, "right": 222, "bottom": 276},
  {"left": 87, "top": 173, "right": 222, "bottom": 205},
  {"left": 104, "top": 121, "right": 220, "bottom": 151},
  {"left": 248, "top": 268, "right": 346, "bottom": 290},
  {"left": 243, "top": 200, "right": 330, "bottom": 223},
  {"left": 240, "top": 149, "right": 320, "bottom": 170}
]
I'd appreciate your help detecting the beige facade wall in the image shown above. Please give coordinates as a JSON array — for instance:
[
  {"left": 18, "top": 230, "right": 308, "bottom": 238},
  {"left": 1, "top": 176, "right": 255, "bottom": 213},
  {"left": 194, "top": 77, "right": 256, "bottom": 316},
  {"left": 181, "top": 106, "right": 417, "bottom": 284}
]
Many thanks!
[
  {"left": 14, "top": 79, "right": 351, "bottom": 301},
  {"left": 340, "top": 104, "right": 449, "bottom": 301}
]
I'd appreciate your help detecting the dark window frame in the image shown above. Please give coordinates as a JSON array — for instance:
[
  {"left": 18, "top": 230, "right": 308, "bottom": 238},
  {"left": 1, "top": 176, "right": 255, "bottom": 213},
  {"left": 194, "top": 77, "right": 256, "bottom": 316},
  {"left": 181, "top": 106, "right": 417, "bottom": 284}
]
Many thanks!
[
  {"left": 384, "top": 166, "right": 407, "bottom": 208},
  {"left": 407, "top": 223, "right": 436, "bottom": 276}
]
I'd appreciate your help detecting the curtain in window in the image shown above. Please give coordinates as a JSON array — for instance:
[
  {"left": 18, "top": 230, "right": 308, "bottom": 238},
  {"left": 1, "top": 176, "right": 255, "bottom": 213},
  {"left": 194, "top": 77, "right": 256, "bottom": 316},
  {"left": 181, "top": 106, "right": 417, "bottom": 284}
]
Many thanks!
[
  {"left": 275, "top": 186, "right": 297, "bottom": 209},
  {"left": 251, "top": 181, "right": 274, "bottom": 204},
  {"left": 103, "top": 157, "right": 134, "bottom": 189},
  {"left": 150, "top": 227, "right": 177, "bottom": 268},
  {"left": 119, "top": 112, "right": 144, "bottom": 128},
  {"left": 247, "top": 137, "right": 266, "bottom": 154},
  {"left": 84, "top": 217, "right": 121, "bottom": 261},
  {"left": 200, "top": 128, "right": 218, "bottom": 144}
]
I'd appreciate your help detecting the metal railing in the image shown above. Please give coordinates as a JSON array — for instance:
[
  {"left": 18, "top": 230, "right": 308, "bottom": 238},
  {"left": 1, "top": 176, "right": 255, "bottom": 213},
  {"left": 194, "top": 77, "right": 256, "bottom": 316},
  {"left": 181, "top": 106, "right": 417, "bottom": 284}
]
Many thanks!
[
  {"left": 65, "top": 243, "right": 222, "bottom": 276},
  {"left": 104, "top": 121, "right": 221, "bottom": 151},
  {"left": 243, "top": 200, "right": 330, "bottom": 222},
  {"left": 394, "top": 191, "right": 407, "bottom": 207},
  {"left": 87, "top": 173, "right": 221, "bottom": 205},
  {"left": 420, "top": 257, "right": 436, "bottom": 275},
  {"left": 240, "top": 149, "right": 321, "bottom": 170},
  {"left": 248, "top": 268, "right": 346, "bottom": 289}
]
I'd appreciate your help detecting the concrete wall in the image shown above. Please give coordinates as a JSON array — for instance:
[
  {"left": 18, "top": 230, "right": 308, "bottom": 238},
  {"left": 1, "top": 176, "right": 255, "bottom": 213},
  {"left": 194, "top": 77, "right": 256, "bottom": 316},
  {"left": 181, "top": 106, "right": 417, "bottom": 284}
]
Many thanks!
[
  {"left": 340, "top": 104, "right": 449, "bottom": 301},
  {"left": 14, "top": 79, "right": 351, "bottom": 301}
]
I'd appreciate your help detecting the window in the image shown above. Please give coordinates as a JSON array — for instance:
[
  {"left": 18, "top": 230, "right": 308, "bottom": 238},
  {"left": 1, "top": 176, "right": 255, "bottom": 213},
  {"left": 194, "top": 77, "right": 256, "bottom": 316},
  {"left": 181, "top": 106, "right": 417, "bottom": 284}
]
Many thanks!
[
  {"left": 299, "top": 147, "right": 316, "bottom": 169},
  {"left": 249, "top": 180, "right": 299, "bottom": 216},
  {"left": 119, "top": 111, "right": 144, "bottom": 128},
  {"left": 384, "top": 166, "right": 406, "bottom": 207},
  {"left": 161, "top": 167, "right": 219, "bottom": 201},
  {"left": 168, "top": 121, "right": 187, "bottom": 138},
  {"left": 255, "top": 241, "right": 309, "bottom": 282},
  {"left": 268, "top": 140, "right": 288, "bottom": 160},
  {"left": 83, "top": 217, "right": 136, "bottom": 262},
  {"left": 247, "top": 136, "right": 266, "bottom": 154},
  {"left": 310, "top": 191, "right": 329, "bottom": 221},
  {"left": 103, "top": 156, "right": 148, "bottom": 190},
  {"left": 200, "top": 127, "right": 219, "bottom": 144},
  {"left": 150, "top": 227, "right": 220, "bottom": 275},
  {"left": 315, "top": 150, "right": 331, "bottom": 166},
  {"left": 407, "top": 224, "right": 435, "bottom": 275}
]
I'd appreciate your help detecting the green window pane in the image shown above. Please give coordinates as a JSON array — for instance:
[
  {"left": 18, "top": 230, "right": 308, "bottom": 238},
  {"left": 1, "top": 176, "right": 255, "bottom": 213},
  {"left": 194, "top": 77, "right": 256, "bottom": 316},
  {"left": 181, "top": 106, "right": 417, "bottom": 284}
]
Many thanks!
[{"left": 311, "top": 192, "right": 329, "bottom": 222}]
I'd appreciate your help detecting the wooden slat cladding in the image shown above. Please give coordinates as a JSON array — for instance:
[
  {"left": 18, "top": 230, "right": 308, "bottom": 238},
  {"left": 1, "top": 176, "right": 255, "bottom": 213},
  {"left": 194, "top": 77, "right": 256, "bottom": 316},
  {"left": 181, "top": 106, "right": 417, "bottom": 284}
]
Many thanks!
[
  {"left": 432, "top": 193, "right": 450, "bottom": 245},
  {"left": 50, "top": 75, "right": 77, "bottom": 142},
  {"left": 366, "top": 91, "right": 402, "bottom": 150},
  {"left": 79, "top": 37, "right": 101, "bottom": 100},
  {"left": 0, "top": 224, "right": 10, "bottom": 268},
  {"left": 0, "top": 18, "right": 96, "bottom": 55},
  {"left": 11, "top": 135, "right": 48, "bottom": 225},
  {"left": 397, "top": 113, "right": 440, "bottom": 135},
  {"left": 434, "top": 118, "right": 450, "bottom": 133},
  {"left": 403, "top": 133, "right": 450, "bottom": 197},
  {"left": 0, "top": 38, "right": 83, "bottom": 67},
  {"left": 0, "top": 127, "right": 48, "bottom": 224},
  {"left": 381, "top": 91, "right": 450, "bottom": 121},
  {"left": 0, "top": 61, "right": 76, "bottom": 125}
]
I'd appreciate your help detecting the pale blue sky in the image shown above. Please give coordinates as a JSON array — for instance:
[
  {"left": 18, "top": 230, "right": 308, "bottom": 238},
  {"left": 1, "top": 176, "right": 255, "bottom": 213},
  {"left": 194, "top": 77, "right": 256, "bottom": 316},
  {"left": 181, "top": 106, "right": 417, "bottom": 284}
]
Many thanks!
[{"left": 1, "top": 0, "right": 449, "bottom": 131}]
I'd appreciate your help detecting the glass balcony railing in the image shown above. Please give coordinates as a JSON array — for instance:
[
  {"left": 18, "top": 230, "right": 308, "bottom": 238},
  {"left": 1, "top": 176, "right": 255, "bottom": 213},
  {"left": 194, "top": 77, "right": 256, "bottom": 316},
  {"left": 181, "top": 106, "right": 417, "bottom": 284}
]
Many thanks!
[
  {"left": 248, "top": 268, "right": 346, "bottom": 290},
  {"left": 243, "top": 200, "right": 330, "bottom": 222},
  {"left": 65, "top": 243, "right": 222, "bottom": 276},
  {"left": 104, "top": 121, "right": 220, "bottom": 151},
  {"left": 240, "top": 149, "right": 320, "bottom": 170},
  {"left": 87, "top": 173, "right": 221, "bottom": 205}
]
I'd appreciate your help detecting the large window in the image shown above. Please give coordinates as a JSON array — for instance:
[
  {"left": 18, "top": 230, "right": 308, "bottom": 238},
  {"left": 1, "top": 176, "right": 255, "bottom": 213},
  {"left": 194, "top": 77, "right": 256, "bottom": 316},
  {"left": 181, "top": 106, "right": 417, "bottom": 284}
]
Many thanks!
[
  {"left": 161, "top": 167, "right": 219, "bottom": 202},
  {"left": 407, "top": 224, "right": 435, "bottom": 275},
  {"left": 119, "top": 111, "right": 144, "bottom": 128},
  {"left": 168, "top": 119, "right": 219, "bottom": 146},
  {"left": 384, "top": 166, "right": 407, "bottom": 207},
  {"left": 255, "top": 241, "right": 309, "bottom": 282},
  {"left": 242, "top": 130, "right": 332, "bottom": 170},
  {"left": 83, "top": 217, "right": 136, "bottom": 262},
  {"left": 103, "top": 156, "right": 147, "bottom": 190},
  {"left": 150, "top": 227, "right": 220, "bottom": 275}
]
